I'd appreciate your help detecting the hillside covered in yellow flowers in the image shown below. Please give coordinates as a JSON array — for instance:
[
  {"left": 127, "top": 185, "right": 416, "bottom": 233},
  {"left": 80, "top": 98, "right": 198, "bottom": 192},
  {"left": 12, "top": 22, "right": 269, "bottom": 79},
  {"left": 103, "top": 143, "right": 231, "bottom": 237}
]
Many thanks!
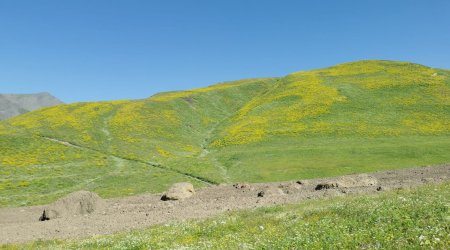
[{"left": 1, "top": 60, "right": 449, "bottom": 207}]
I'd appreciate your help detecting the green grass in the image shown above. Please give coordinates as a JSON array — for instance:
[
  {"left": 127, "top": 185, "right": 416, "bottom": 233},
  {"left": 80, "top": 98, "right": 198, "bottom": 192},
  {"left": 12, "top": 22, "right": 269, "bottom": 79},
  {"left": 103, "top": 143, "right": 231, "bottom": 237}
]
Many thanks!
[
  {"left": 0, "top": 60, "right": 449, "bottom": 207},
  {"left": 3, "top": 182, "right": 449, "bottom": 249},
  {"left": 0, "top": 157, "right": 205, "bottom": 207},
  {"left": 209, "top": 135, "right": 450, "bottom": 182}
]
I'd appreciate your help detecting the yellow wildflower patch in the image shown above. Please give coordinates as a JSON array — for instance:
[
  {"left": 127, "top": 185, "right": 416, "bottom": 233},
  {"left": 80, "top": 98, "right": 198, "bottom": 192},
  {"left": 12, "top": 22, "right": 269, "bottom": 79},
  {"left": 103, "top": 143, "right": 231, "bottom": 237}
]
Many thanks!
[
  {"left": 212, "top": 73, "right": 346, "bottom": 146},
  {"left": 156, "top": 146, "right": 173, "bottom": 157},
  {"left": 402, "top": 113, "right": 450, "bottom": 134}
]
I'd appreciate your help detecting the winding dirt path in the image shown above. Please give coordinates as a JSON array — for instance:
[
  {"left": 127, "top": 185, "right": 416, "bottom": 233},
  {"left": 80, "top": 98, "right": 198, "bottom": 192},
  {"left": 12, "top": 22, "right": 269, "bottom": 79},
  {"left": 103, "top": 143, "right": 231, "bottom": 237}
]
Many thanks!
[
  {"left": 40, "top": 135, "right": 216, "bottom": 185},
  {"left": 0, "top": 164, "right": 448, "bottom": 244}
]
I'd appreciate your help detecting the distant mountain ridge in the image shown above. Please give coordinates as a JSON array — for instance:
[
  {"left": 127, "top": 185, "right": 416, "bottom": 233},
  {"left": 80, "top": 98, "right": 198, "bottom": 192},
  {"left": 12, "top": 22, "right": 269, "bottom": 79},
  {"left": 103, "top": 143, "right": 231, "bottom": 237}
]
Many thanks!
[{"left": 0, "top": 92, "right": 63, "bottom": 120}]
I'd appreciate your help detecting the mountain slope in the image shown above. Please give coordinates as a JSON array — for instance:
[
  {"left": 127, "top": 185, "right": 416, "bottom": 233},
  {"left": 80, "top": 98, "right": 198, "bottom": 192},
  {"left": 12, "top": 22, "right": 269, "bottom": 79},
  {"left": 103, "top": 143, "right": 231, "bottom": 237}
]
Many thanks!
[
  {"left": 0, "top": 93, "right": 63, "bottom": 120},
  {"left": 212, "top": 60, "right": 450, "bottom": 146},
  {"left": 1, "top": 60, "right": 449, "bottom": 207}
]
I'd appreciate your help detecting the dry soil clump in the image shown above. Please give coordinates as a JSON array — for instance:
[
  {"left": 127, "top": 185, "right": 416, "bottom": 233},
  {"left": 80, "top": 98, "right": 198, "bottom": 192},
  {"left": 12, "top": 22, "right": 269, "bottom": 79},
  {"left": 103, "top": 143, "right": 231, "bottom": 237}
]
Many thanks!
[
  {"left": 315, "top": 174, "right": 378, "bottom": 190},
  {"left": 42, "top": 191, "right": 105, "bottom": 219},
  {"left": 161, "top": 182, "right": 195, "bottom": 201},
  {"left": 337, "top": 174, "right": 378, "bottom": 188},
  {"left": 257, "top": 186, "right": 285, "bottom": 197}
]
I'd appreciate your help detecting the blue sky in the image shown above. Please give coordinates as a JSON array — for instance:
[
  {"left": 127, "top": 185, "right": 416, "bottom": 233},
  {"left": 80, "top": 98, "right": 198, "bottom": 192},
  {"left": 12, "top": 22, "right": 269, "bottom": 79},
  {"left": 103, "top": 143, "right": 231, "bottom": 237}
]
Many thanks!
[{"left": 1, "top": 0, "right": 449, "bottom": 103}]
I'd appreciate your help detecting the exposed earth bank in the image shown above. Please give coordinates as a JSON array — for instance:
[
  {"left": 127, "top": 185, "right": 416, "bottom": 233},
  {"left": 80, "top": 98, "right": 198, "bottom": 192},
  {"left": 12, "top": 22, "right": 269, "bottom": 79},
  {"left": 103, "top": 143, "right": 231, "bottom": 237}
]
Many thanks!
[{"left": 0, "top": 165, "right": 449, "bottom": 244}]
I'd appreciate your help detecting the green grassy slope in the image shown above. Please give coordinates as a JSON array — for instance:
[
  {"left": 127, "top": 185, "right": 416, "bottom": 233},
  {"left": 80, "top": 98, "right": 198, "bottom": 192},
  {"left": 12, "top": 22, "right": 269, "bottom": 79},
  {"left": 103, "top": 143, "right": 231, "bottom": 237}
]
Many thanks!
[
  {"left": 0, "top": 78, "right": 275, "bottom": 206},
  {"left": 3, "top": 182, "right": 449, "bottom": 249},
  {"left": 207, "top": 60, "right": 450, "bottom": 182},
  {"left": 1, "top": 60, "right": 449, "bottom": 207}
]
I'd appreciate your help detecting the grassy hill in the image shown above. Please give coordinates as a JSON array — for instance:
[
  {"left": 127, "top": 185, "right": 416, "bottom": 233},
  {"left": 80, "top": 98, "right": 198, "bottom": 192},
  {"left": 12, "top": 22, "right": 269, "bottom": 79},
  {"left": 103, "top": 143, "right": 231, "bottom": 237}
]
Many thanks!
[{"left": 1, "top": 60, "right": 449, "bottom": 207}]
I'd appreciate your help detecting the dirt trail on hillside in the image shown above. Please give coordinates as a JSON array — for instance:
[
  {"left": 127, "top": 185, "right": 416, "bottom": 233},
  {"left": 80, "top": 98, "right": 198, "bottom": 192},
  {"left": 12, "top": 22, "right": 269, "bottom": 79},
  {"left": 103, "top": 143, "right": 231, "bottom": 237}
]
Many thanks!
[
  {"left": 0, "top": 165, "right": 449, "bottom": 244},
  {"left": 40, "top": 135, "right": 216, "bottom": 185}
]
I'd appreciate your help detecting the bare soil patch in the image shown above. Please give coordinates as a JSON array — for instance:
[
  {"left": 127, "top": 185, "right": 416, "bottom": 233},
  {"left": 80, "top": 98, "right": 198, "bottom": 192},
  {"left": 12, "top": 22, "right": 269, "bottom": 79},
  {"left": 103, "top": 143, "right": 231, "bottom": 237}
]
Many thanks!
[{"left": 0, "top": 165, "right": 448, "bottom": 244}]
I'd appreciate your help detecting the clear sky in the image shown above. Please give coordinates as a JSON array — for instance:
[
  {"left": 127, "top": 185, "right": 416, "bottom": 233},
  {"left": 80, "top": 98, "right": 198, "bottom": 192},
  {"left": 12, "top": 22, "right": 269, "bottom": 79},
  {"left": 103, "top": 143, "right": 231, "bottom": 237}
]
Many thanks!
[{"left": 1, "top": 0, "right": 449, "bottom": 103}]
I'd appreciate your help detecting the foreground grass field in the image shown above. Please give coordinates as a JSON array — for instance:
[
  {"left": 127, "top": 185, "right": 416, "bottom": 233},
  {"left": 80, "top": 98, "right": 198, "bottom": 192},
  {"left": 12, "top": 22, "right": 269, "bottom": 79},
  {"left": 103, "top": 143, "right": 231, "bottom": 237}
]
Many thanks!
[
  {"left": 2, "top": 135, "right": 449, "bottom": 207},
  {"left": 1, "top": 60, "right": 449, "bottom": 207},
  {"left": 3, "top": 182, "right": 448, "bottom": 249}
]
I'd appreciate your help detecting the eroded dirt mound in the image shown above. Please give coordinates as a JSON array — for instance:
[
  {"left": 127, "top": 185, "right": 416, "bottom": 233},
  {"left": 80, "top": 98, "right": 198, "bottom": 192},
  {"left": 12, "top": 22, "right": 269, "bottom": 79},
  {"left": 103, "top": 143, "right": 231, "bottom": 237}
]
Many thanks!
[
  {"left": 161, "top": 182, "right": 195, "bottom": 201},
  {"left": 44, "top": 191, "right": 105, "bottom": 219},
  {"left": 233, "top": 183, "right": 252, "bottom": 189},
  {"left": 337, "top": 174, "right": 378, "bottom": 188},
  {"left": 315, "top": 182, "right": 338, "bottom": 190},
  {"left": 315, "top": 174, "right": 378, "bottom": 190},
  {"left": 257, "top": 186, "right": 285, "bottom": 197}
]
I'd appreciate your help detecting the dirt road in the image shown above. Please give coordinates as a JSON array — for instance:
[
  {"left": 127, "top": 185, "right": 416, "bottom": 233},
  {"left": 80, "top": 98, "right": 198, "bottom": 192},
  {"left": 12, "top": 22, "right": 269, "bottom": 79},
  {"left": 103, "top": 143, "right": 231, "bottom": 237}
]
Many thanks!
[{"left": 0, "top": 165, "right": 448, "bottom": 244}]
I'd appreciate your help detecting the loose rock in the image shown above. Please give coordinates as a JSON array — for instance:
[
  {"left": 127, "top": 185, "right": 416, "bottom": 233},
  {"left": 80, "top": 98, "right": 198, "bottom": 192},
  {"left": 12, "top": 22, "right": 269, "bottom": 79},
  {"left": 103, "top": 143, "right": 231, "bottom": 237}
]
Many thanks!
[
  {"left": 233, "top": 183, "right": 252, "bottom": 189},
  {"left": 296, "top": 180, "right": 308, "bottom": 185},
  {"left": 39, "top": 210, "right": 50, "bottom": 221},
  {"left": 315, "top": 182, "right": 338, "bottom": 190}
]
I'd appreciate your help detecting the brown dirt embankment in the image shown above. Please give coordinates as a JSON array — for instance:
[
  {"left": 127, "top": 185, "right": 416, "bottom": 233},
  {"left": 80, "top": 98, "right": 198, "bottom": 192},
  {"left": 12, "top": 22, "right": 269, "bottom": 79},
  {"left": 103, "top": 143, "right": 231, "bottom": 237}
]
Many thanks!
[{"left": 0, "top": 165, "right": 448, "bottom": 244}]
